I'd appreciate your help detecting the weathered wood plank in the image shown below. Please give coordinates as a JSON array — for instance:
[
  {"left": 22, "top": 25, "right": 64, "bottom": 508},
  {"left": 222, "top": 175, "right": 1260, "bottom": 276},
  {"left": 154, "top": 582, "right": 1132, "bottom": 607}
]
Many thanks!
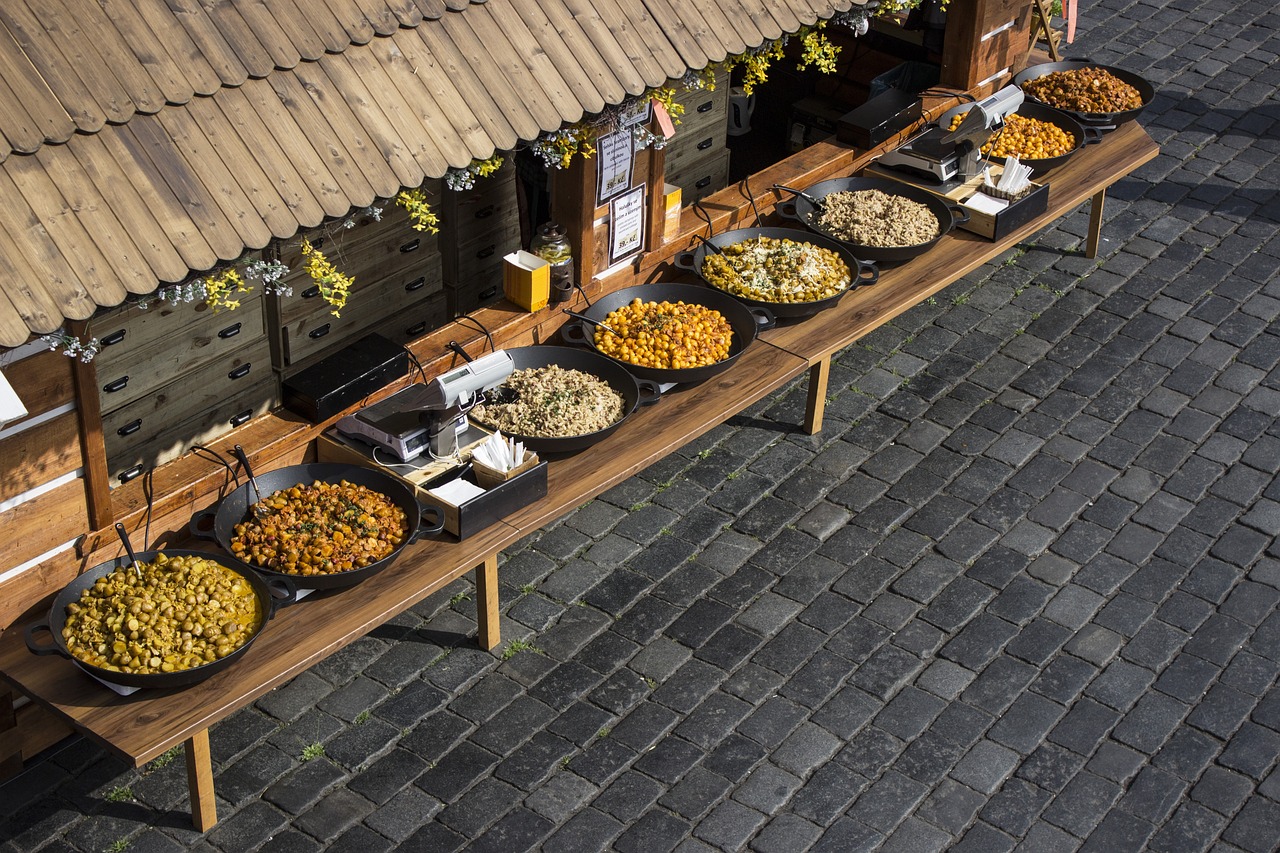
[
  {"left": 50, "top": 0, "right": 167, "bottom": 115},
  {"left": 229, "top": 0, "right": 305, "bottom": 68},
  {"left": 318, "top": 0, "right": 377, "bottom": 44},
  {"left": 164, "top": 0, "right": 252, "bottom": 86},
  {"left": 196, "top": 0, "right": 276, "bottom": 78},
  {"left": 552, "top": 0, "right": 640, "bottom": 100},
  {"left": 0, "top": 413, "right": 81, "bottom": 504},
  {"left": 96, "top": 0, "right": 196, "bottom": 104},
  {"left": 435, "top": 10, "right": 541, "bottom": 142},
  {"left": 629, "top": 0, "right": 716, "bottom": 68},
  {"left": 0, "top": 4, "right": 97, "bottom": 136},
  {"left": 479, "top": 0, "right": 581, "bottom": 128},
  {"left": 132, "top": 0, "right": 224, "bottom": 96},
  {"left": 1, "top": 479, "right": 88, "bottom": 570},
  {"left": 505, "top": 0, "right": 605, "bottom": 117},
  {"left": 0, "top": 349, "right": 73, "bottom": 425},
  {"left": 268, "top": 0, "right": 349, "bottom": 54}
]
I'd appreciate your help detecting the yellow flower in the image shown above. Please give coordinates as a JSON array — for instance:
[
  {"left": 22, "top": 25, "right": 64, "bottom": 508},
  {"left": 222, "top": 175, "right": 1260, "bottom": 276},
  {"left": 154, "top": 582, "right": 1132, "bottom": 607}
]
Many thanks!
[
  {"left": 300, "top": 238, "right": 354, "bottom": 316},
  {"left": 395, "top": 189, "right": 440, "bottom": 234},
  {"left": 203, "top": 268, "right": 250, "bottom": 312}
]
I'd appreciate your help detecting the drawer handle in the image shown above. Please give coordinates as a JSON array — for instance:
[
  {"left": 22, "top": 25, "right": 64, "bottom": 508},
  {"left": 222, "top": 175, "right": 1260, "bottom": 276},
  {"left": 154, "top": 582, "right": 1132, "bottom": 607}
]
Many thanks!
[
  {"left": 407, "top": 322, "right": 427, "bottom": 336},
  {"left": 476, "top": 245, "right": 496, "bottom": 260},
  {"left": 102, "top": 376, "right": 129, "bottom": 394},
  {"left": 117, "top": 419, "right": 142, "bottom": 437},
  {"left": 696, "top": 176, "right": 712, "bottom": 189},
  {"left": 405, "top": 276, "right": 426, "bottom": 292},
  {"left": 475, "top": 204, "right": 495, "bottom": 219},
  {"left": 696, "top": 137, "right": 714, "bottom": 151},
  {"left": 218, "top": 322, "right": 242, "bottom": 339},
  {"left": 309, "top": 324, "right": 331, "bottom": 339},
  {"left": 229, "top": 410, "right": 253, "bottom": 428},
  {"left": 228, "top": 363, "right": 252, "bottom": 380},
  {"left": 311, "top": 236, "right": 325, "bottom": 251},
  {"left": 302, "top": 285, "right": 320, "bottom": 299},
  {"left": 118, "top": 464, "right": 144, "bottom": 484},
  {"left": 101, "top": 329, "right": 126, "bottom": 347},
  {"left": 480, "top": 285, "right": 498, "bottom": 300},
  {"left": 400, "top": 238, "right": 421, "bottom": 253},
  {"left": 697, "top": 101, "right": 714, "bottom": 113}
]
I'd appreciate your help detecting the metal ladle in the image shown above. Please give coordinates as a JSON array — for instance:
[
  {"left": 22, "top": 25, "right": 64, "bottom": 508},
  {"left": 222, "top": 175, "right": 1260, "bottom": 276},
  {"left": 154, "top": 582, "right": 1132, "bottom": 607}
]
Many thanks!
[
  {"left": 115, "top": 522, "right": 142, "bottom": 577},
  {"left": 562, "top": 308, "right": 621, "bottom": 337},
  {"left": 233, "top": 444, "right": 270, "bottom": 519}
]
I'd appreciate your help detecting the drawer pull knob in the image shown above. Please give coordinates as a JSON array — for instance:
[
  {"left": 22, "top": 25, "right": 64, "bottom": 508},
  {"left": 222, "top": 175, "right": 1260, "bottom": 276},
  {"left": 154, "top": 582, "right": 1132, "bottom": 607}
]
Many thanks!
[
  {"left": 696, "top": 176, "right": 712, "bottom": 189},
  {"left": 103, "top": 376, "right": 129, "bottom": 393},
  {"left": 101, "top": 329, "right": 127, "bottom": 347},
  {"left": 477, "top": 245, "right": 495, "bottom": 260},
  {"left": 400, "top": 238, "right": 421, "bottom": 253},
  {"left": 405, "top": 276, "right": 426, "bottom": 292},
  {"left": 697, "top": 101, "right": 714, "bottom": 113},
  {"left": 407, "top": 322, "right": 427, "bottom": 336},
  {"left": 117, "top": 419, "right": 143, "bottom": 437},
  {"left": 218, "top": 322, "right": 242, "bottom": 339},
  {"left": 302, "top": 285, "right": 320, "bottom": 299},
  {"left": 228, "top": 363, "right": 252, "bottom": 380},
  {"left": 229, "top": 410, "right": 253, "bottom": 428},
  {"left": 118, "top": 464, "right": 144, "bottom": 484},
  {"left": 480, "top": 285, "right": 498, "bottom": 299},
  {"left": 475, "top": 204, "right": 494, "bottom": 219},
  {"left": 311, "top": 236, "right": 325, "bottom": 250},
  {"left": 309, "top": 324, "right": 331, "bottom": 339},
  {"left": 697, "top": 137, "right": 714, "bottom": 151}
]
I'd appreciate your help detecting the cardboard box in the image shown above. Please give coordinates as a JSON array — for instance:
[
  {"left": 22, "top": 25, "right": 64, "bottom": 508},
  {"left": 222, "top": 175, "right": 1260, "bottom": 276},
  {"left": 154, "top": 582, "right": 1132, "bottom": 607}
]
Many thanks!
[
  {"left": 663, "top": 183, "right": 682, "bottom": 243},
  {"left": 423, "top": 459, "right": 548, "bottom": 539},
  {"left": 502, "top": 250, "right": 550, "bottom": 312}
]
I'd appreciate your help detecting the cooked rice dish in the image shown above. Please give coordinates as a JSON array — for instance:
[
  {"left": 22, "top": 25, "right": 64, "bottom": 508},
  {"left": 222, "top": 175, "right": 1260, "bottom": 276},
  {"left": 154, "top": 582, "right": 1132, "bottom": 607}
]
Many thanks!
[
  {"left": 471, "top": 365, "right": 625, "bottom": 438},
  {"left": 817, "top": 189, "right": 939, "bottom": 247}
]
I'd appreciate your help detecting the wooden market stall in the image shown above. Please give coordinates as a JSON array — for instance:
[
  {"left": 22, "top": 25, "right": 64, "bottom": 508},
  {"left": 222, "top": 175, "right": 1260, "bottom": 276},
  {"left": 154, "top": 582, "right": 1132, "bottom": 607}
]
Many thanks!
[{"left": 0, "top": 0, "right": 1157, "bottom": 826}]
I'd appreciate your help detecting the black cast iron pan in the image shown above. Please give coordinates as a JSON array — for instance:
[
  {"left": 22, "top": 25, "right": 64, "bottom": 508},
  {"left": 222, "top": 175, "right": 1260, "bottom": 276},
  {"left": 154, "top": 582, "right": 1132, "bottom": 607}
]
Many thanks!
[
  {"left": 672, "top": 226, "right": 878, "bottom": 320},
  {"left": 937, "top": 100, "right": 1102, "bottom": 174},
  {"left": 470, "top": 346, "right": 661, "bottom": 454},
  {"left": 560, "top": 283, "right": 775, "bottom": 385},
  {"left": 1013, "top": 60, "right": 1154, "bottom": 128},
  {"left": 192, "top": 461, "right": 445, "bottom": 590},
  {"left": 25, "top": 530, "right": 297, "bottom": 689},
  {"left": 776, "top": 177, "right": 968, "bottom": 264}
]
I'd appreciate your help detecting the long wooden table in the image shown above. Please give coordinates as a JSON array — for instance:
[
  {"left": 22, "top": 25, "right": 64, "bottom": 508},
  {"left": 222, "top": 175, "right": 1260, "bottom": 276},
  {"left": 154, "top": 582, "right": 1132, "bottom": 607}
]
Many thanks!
[{"left": 0, "top": 120, "right": 1156, "bottom": 830}]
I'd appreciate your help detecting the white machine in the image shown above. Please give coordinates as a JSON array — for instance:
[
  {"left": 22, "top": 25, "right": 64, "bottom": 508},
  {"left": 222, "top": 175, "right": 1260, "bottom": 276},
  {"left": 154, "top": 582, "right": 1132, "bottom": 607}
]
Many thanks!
[
  {"left": 879, "top": 85, "right": 1026, "bottom": 183},
  {"left": 338, "top": 349, "right": 515, "bottom": 461}
]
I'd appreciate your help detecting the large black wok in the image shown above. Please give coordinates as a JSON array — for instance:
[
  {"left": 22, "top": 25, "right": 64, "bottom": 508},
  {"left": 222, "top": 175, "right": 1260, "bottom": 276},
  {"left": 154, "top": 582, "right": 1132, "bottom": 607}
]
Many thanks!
[
  {"left": 25, "top": 546, "right": 296, "bottom": 689},
  {"left": 560, "top": 283, "right": 775, "bottom": 384},
  {"left": 471, "top": 346, "right": 661, "bottom": 454},
  {"left": 938, "top": 100, "right": 1102, "bottom": 174},
  {"left": 193, "top": 462, "right": 445, "bottom": 590},
  {"left": 776, "top": 177, "right": 968, "bottom": 264},
  {"left": 673, "top": 226, "right": 878, "bottom": 320},
  {"left": 1013, "top": 60, "right": 1154, "bottom": 128}
]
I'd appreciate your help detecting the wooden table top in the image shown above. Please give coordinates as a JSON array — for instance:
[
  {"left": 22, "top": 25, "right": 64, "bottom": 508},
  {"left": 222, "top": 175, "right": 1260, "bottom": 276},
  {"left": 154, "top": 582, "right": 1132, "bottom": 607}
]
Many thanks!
[
  {"left": 760, "top": 120, "right": 1160, "bottom": 363},
  {"left": 0, "top": 121, "right": 1157, "bottom": 769}
]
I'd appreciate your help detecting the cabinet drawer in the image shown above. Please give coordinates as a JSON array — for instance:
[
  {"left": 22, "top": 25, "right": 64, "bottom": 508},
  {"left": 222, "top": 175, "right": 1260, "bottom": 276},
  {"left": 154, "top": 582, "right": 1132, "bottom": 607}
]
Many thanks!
[
  {"left": 664, "top": 125, "right": 727, "bottom": 182},
  {"left": 106, "top": 377, "right": 279, "bottom": 488},
  {"left": 278, "top": 228, "right": 438, "bottom": 315},
  {"left": 442, "top": 219, "right": 520, "bottom": 287},
  {"left": 667, "top": 148, "right": 731, "bottom": 205},
  {"left": 440, "top": 162, "right": 518, "bottom": 236},
  {"left": 97, "top": 297, "right": 267, "bottom": 413},
  {"left": 445, "top": 277, "right": 504, "bottom": 318},
  {"left": 674, "top": 85, "right": 729, "bottom": 138},
  {"left": 372, "top": 293, "right": 449, "bottom": 347},
  {"left": 90, "top": 296, "right": 258, "bottom": 376},
  {"left": 277, "top": 186, "right": 439, "bottom": 273},
  {"left": 102, "top": 338, "right": 273, "bottom": 449},
  {"left": 280, "top": 254, "right": 442, "bottom": 367},
  {"left": 276, "top": 247, "right": 443, "bottom": 325}
]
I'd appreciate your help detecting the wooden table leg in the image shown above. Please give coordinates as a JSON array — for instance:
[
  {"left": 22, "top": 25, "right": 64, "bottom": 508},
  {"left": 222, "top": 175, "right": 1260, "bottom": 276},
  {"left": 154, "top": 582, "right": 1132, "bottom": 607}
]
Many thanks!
[
  {"left": 1086, "top": 188, "right": 1106, "bottom": 259},
  {"left": 185, "top": 729, "right": 217, "bottom": 831},
  {"left": 475, "top": 552, "right": 501, "bottom": 651},
  {"left": 803, "top": 358, "right": 831, "bottom": 435}
]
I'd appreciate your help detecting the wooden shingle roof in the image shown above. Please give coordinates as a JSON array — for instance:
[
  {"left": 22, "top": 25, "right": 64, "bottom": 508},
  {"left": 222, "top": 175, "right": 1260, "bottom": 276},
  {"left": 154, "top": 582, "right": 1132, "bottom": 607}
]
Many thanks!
[{"left": 0, "top": 0, "right": 859, "bottom": 347}]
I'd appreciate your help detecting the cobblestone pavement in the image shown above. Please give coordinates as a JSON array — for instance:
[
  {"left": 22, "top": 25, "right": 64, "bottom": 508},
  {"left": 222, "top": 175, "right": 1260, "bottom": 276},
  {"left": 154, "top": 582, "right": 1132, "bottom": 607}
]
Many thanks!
[{"left": 4, "top": 1, "right": 1280, "bottom": 850}]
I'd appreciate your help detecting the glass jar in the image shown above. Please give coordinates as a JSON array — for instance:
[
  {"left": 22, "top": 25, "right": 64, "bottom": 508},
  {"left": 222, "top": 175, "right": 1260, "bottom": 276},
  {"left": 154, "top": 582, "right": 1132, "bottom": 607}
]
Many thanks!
[{"left": 532, "top": 222, "right": 575, "bottom": 302}]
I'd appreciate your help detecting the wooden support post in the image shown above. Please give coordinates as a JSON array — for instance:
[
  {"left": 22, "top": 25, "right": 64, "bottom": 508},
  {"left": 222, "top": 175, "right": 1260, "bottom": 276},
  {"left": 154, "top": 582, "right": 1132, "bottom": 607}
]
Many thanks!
[
  {"left": 1085, "top": 189, "right": 1106, "bottom": 259},
  {"left": 475, "top": 552, "right": 501, "bottom": 651},
  {"left": 185, "top": 729, "right": 217, "bottom": 832},
  {"left": 0, "top": 689, "right": 21, "bottom": 780},
  {"left": 804, "top": 358, "right": 831, "bottom": 435},
  {"left": 67, "top": 320, "right": 114, "bottom": 531}
]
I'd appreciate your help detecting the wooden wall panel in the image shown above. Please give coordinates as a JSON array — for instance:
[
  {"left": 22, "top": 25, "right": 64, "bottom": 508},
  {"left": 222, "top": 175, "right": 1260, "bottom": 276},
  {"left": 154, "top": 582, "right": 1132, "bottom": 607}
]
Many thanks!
[
  {"left": 2, "top": 479, "right": 87, "bottom": 570},
  {"left": 0, "top": 349, "right": 74, "bottom": 425},
  {"left": 0, "top": 412, "right": 81, "bottom": 503}
]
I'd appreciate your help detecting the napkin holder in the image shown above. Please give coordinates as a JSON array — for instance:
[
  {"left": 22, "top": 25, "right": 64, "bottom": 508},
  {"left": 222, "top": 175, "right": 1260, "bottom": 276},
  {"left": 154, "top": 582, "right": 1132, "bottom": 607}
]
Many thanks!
[{"left": 473, "top": 452, "right": 541, "bottom": 489}]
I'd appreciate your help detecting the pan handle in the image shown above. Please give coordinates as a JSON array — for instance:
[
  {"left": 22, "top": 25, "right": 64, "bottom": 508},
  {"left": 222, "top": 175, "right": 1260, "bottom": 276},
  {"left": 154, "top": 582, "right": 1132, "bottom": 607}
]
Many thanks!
[
  {"left": 188, "top": 505, "right": 219, "bottom": 540},
  {"left": 635, "top": 380, "right": 663, "bottom": 407},
  {"left": 852, "top": 258, "right": 879, "bottom": 287},
  {"left": 750, "top": 307, "right": 777, "bottom": 332},
  {"left": 25, "top": 622, "right": 66, "bottom": 657},
  {"left": 412, "top": 501, "right": 446, "bottom": 541},
  {"left": 560, "top": 321, "right": 590, "bottom": 347},
  {"left": 947, "top": 203, "right": 971, "bottom": 227},
  {"left": 673, "top": 251, "right": 697, "bottom": 271},
  {"left": 777, "top": 201, "right": 803, "bottom": 222},
  {"left": 1081, "top": 126, "right": 1105, "bottom": 146},
  {"left": 264, "top": 576, "right": 299, "bottom": 615}
]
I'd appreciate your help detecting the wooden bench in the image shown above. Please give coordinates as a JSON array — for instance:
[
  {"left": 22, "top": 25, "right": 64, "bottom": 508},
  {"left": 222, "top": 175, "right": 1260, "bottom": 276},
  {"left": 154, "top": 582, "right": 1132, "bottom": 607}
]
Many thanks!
[{"left": 0, "top": 121, "right": 1157, "bottom": 830}]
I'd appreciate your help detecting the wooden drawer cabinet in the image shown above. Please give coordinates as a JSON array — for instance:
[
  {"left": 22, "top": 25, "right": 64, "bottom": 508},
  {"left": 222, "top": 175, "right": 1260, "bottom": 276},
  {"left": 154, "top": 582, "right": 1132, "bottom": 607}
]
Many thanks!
[
  {"left": 372, "top": 293, "right": 448, "bottom": 348},
  {"left": 664, "top": 123, "right": 728, "bottom": 184},
  {"left": 276, "top": 189, "right": 439, "bottom": 275},
  {"left": 667, "top": 148, "right": 732, "bottom": 205},
  {"left": 441, "top": 219, "right": 520, "bottom": 287},
  {"left": 276, "top": 238, "right": 442, "bottom": 325},
  {"left": 439, "top": 162, "right": 519, "bottom": 246},
  {"left": 439, "top": 163, "right": 520, "bottom": 317},
  {"left": 95, "top": 298, "right": 267, "bottom": 414},
  {"left": 277, "top": 253, "right": 443, "bottom": 372},
  {"left": 675, "top": 82, "right": 729, "bottom": 138},
  {"left": 91, "top": 300, "right": 250, "bottom": 378},
  {"left": 105, "top": 377, "right": 279, "bottom": 487}
]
